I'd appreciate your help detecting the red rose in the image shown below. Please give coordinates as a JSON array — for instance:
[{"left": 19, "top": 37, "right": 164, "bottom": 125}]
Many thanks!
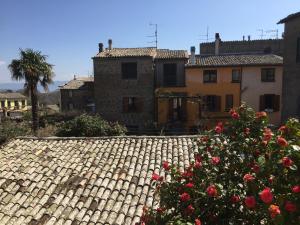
[
  {"left": 152, "top": 173, "right": 161, "bottom": 181},
  {"left": 180, "top": 192, "right": 191, "bottom": 202},
  {"left": 268, "top": 204, "right": 281, "bottom": 218},
  {"left": 186, "top": 204, "right": 195, "bottom": 215},
  {"left": 231, "top": 195, "right": 240, "bottom": 203},
  {"left": 251, "top": 164, "right": 260, "bottom": 173},
  {"left": 215, "top": 126, "right": 223, "bottom": 134},
  {"left": 285, "top": 201, "right": 297, "bottom": 212},
  {"left": 185, "top": 182, "right": 194, "bottom": 188},
  {"left": 263, "top": 128, "right": 273, "bottom": 142},
  {"left": 194, "top": 161, "right": 202, "bottom": 169},
  {"left": 245, "top": 196, "right": 256, "bottom": 208},
  {"left": 231, "top": 111, "right": 240, "bottom": 119},
  {"left": 277, "top": 136, "right": 288, "bottom": 147},
  {"left": 292, "top": 185, "right": 300, "bottom": 193},
  {"left": 282, "top": 156, "right": 293, "bottom": 168},
  {"left": 259, "top": 187, "right": 273, "bottom": 204},
  {"left": 278, "top": 125, "right": 288, "bottom": 133},
  {"left": 156, "top": 207, "right": 165, "bottom": 213},
  {"left": 206, "top": 185, "right": 218, "bottom": 197},
  {"left": 211, "top": 156, "right": 220, "bottom": 165},
  {"left": 243, "top": 173, "right": 255, "bottom": 182},
  {"left": 195, "top": 218, "right": 202, "bottom": 225},
  {"left": 244, "top": 128, "right": 250, "bottom": 135},
  {"left": 162, "top": 161, "right": 170, "bottom": 171}
]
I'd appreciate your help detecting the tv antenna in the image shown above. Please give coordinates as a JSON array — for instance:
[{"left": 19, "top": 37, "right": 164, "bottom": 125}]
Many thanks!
[
  {"left": 147, "top": 23, "right": 158, "bottom": 48},
  {"left": 257, "top": 29, "right": 265, "bottom": 39},
  {"left": 265, "top": 29, "right": 279, "bottom": 39},
  {"left": 199, "top": 26, "right": 214, "bottom": 42}
]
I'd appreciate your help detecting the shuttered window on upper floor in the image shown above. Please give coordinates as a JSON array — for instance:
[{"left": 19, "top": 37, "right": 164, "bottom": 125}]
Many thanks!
[
  {"left": 122, "top": 63, "right": 137, "bottom": 79},
  {"left": 203, "top": 70, "right": 217, "bottom": 83},
  {"left": 261, "top": 68, "right": 275, "bottom": 82},
  {"left": 163, "top": 64, "right": 177, "bottom": 86}
]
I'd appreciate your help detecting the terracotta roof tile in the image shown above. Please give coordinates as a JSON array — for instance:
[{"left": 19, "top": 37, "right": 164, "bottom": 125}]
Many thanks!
[
  {"left": 0, "top": 92, "right": 27, "bottom": 99},
  {"left": 187, "top": 54, "right": 283, "bottom": 67},
  {"left": 0, "top": 136, "right": 198, "bottom": 224},
  {"left": 59, "top": 77, "right": 94, "bottom": 90}
]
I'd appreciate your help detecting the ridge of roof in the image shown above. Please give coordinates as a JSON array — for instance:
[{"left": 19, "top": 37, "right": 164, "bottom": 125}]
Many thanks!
[
  {"left": 59, "top": 76, "right": 94, "bottom": 90},
  {"left": 278, "top": 11, "right": 300, "bottom": 24},
  {"left": 200, "top": 38, "right": 283, "bottom": 45}
]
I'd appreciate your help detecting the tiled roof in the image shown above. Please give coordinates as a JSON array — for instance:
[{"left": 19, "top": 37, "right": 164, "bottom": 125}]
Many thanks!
[
  {"left": 0, "top": 92, "right": 27, "bottom": 99},
  {"left": 94, "top": 48, "right": 188, "bottom": 59},
  {"left": 278, "top": 11, "right": 300, "bottom": 24},
  {"left": 155, "top": 49, "right": 189, "bottom": 59},
  {"left": 0, "top": 136, "right": 197, "bottom": 225},
  {"left": 59, "top": 77, "right": 94, "bottom": 90},
  {"left": 187, "top": 54, "right": 283, "bottom": 67}
]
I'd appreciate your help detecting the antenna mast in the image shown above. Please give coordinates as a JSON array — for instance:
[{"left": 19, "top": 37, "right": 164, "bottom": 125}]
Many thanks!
[{"left": 148, "top": 23, "right": 158, "bottom": 48}]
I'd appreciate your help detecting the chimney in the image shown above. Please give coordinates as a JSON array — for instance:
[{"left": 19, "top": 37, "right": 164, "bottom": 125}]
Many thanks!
[
  {"left": 190, "top": 46, "right": 196, "bottom": 65},
  {"left": 98, "top": 43, "right": 104, "bottom": 53},
  {"left": 243, "top": 36, "right": 245, "bottom": 41},
  {"left": 108, "top": 39, "right": 112, "bottom": 50},
  {"left": 248, "top": 35, "right": 251, "bottom": 41},
  {"left": 215, "top": 33, "right": 221, "bottom": 55},
  {"left": 74, "top": 75, "right": 76, "bottom": 80}
]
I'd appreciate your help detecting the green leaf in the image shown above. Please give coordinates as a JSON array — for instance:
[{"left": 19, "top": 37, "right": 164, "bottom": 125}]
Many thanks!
[{"left": 257, "top": 156, "right": 266, "bottom": 166}]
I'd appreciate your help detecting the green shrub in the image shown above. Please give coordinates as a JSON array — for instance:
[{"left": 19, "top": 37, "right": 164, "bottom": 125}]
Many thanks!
[
  {"left": 55, "top": 114, "right": 127, "bottom": 137},
  {"left": 0, "top": 120, "right": 31, "bottom": 145},
  {"left": 142, "top": 104, "right": 300, "bottom": 225}
]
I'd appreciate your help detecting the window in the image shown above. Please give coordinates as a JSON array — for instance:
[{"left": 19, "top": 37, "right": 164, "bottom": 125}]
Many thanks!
[
  {"left": 261, "top": 68, "right": 275, "bottom": 82},
  {"left": 259, "top": 94, "right": 280, "bottom": 112},
  {"left": 122, "top": 63, "right": 137, "bottom": 79},
  {"left": 0, "top": 101, "right": 4, "bottom": 108},
  {"left": 123, "top": 97, "right": 142, "bottom": 113},
  {"left": 203, "top": 95, "right": 221, "bottom": 112},
  {"left": 7, "top": 101, "right": 11, "bottom": 108},
  {"left": 203, "top": 70, "right": 217, "bottom": 83},
  {"left": 168, "top": 97, "right": 187, "bottom": 121},
  {"left": 14, "top": 101, "right": 19, "bottom": 109},
  {"left": 69, "top": 90, "right": 73, "bottom": 98},
  {"left": 22, "top": 100, "right": 26, "bottom": 107},
  {"left": 163, "top": 64, "right": 177, "bottom": 86},
  {"left": 225, "top": 95, "right": 234, "bottom": 111},
  {"left": 232, "top": 69, "right": 241, "bottom": 83},
  {"left": 297, "top": 37, "right": 300, "bottom": 63}
]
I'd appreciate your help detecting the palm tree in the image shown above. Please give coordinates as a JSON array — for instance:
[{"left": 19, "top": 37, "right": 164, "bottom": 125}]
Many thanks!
[{"left": 8, "top": 49, "right": 54, "bottom": 134}]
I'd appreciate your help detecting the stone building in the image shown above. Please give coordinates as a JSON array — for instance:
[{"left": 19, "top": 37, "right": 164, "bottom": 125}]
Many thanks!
[
  {"left": 59, "top": 76, "right": 94, "bottom": 112},
  {"left": 200, "top": 37, "right": 284, "bottom": 56},
  {"left": 278, "top": 12, "right": 300, "bottom": 121},
  {"left": 93, "top": 39, "right": 188, "bottom": 130}
]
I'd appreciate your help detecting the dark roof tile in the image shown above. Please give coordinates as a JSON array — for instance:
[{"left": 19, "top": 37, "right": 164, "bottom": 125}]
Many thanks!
[{"left": 278, "top": 11, "right": 300, "bottom": 24}]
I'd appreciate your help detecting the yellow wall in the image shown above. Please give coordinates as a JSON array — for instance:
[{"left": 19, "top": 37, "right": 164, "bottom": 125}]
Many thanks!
[
  {"left": 0, "top": 99, "right": 27, "bottom": 111},
  {"left": 156, "top": 67, "right": 241, "bottom": 128}
]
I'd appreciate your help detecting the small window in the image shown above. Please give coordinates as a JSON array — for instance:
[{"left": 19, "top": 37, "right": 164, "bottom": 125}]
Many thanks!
[
  {"left": 203, "top": 95, "right": 221, "bottom": 112},
  {"left": 225, "top": 95, "right": 234, "bottom": 111},
  {"left": 168, "top": 97, "right": 187, "bottom": 121},
  {"left": 259, "top": 94, "right": 280, "bottom": 112},
  {"left": 0, "top": 101, "right": 5, "bottom": 108},
  {"left": 261, "top": 68, "right": 275, "bottom": 82},
  {"left": 163, "top": 64, "right": 177, "bottom": 86},
  {"left": 7, "top": 101, "right": 11, "bottom": 108},
  {"left": 69, "top": 90, "right": 73, "bottom": 98},
  {"left": 232, "top": 69, "right": 241, "bottom": 83},
  {"left": 297, "top": 37, "right": 300, "bottom": 63},
  {"left": 123, "top": 97, "right": 142, "bottom": 113},
  {"left": 122, "top": 63, "right": 137, "bottom": 79},
  {"left": 22, "top": 100, "right": 26, "bottom": 107},
  {"left": 14, "top": 101, "right": 19, "bottom": 109},
  {"left": 203, "top": 70, "right": 217, "bottom": 83}
]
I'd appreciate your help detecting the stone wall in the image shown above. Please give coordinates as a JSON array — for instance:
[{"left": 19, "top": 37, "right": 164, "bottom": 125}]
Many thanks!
[
  {"left": 93, "top": 57, "right": 155, "bottom": 128},
  {"left": 200, "top": 39, "right": 284, "bottom": 56},
  {"left": 281, "top": 17, "right": 300, "bottom": 121}
]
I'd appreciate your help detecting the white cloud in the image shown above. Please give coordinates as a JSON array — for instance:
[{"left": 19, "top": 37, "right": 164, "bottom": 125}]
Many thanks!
[{"left": 0, "top": 61, "right": 5, "bottom": 66}]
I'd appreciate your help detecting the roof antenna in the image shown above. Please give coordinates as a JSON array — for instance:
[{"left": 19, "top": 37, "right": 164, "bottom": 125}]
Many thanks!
[
  {"left": 199, "top": 26, "right": 214, "bottom": 42},
  {"left": 147, "top": 23, "right": 158, "bottom": 48}
]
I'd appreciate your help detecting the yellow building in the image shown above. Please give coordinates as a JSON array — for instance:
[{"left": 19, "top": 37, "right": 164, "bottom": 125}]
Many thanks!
[
  {"left": 156, "top": 51, "right": 283, "bottom": 130},
  {"left": 0, "top": 92, "right": 28, "bottom": 115}
]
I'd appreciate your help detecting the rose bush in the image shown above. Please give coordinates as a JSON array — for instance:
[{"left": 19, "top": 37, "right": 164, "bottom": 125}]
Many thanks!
[{"left": 141, "top": 104, "right": 300, "bottom": 225}]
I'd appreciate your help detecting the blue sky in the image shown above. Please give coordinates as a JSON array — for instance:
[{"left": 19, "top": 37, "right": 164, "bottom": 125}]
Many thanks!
[{"left": 0, "top": 0, "right": 299, "bottom": 83}]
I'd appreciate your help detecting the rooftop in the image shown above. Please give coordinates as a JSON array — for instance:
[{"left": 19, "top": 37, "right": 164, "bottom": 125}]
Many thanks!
[
  {"left": 187, "top": 54, "right": 283, "bottom": 67},
  {"left": 278, "top": 11, "right": 300, "bottom": 24},
  {"left": 0, "top": 136, "right": 197, "bottom": 225},
  {"left": 94, "top": 48, "right": 188, "bottom": 59},
  {"left": 0, "top": 92, "right": 27, "bottom": 100},
  {"left": 59, "top": 77, "right": 94, "bottom": 90}
]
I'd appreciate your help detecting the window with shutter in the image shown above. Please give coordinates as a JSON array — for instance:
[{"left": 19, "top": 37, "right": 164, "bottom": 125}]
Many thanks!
[
  {"left": 123, "top": 97, "right": 141, "bottom": 113},
  {"left": 261, "top": 68, "right": 275, "bottom": 82},
  {"left": 122, "top": 63, "right": 137, "bottom": 79},
  {"left": 204, "top": 95, "right": 221, "bottom": 112},
  {"left": 260, "top": 94, "right": 280, "bottom": 112},
  {"left": 203, "top": 70, "right": 217, "bottom": 83},
  {"left": 232, "top": 69, "right": 241, "bottom": 83},
  {"left": 163, "top": 64, "right": 177, "bottom": 86}
]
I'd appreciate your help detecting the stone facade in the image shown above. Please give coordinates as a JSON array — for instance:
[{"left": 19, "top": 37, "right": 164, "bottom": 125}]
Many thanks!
[
  {"left": 93, "top": 57, "right": 155, "bottom": 128},
  {"left": 280, "top": 14, "right": 300, "bottom": 121},
  {"left": 200, "top": 39, "right": 284, "bottom": 56},
  {"left": 60, "top": 77, "right": 94, "bottom": 112}
]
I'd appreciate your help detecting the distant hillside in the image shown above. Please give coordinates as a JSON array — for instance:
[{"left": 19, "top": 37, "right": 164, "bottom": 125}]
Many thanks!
[{"left": 0, "top": 81, "right": 67, "bottom": 92}]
